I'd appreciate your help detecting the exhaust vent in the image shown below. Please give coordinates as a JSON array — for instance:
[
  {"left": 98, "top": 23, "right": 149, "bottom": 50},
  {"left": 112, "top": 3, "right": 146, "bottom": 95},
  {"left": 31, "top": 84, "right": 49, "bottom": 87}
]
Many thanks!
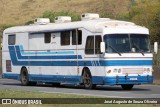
[
  {"left": 55, "top": 16, "right": 71, "bottom": 23},
  {"left": 81, "top": 13, "right": 100, "bottom": 21}
]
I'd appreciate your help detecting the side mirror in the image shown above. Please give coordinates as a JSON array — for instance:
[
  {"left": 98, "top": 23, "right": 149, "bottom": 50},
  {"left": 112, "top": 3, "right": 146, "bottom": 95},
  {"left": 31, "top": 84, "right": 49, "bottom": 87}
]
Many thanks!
[
  {"left": 100, "top": 42, "right": 105, "bottom": 53},
  {"left": 154, "top": 42, "right": 158, "bottom": 54}
]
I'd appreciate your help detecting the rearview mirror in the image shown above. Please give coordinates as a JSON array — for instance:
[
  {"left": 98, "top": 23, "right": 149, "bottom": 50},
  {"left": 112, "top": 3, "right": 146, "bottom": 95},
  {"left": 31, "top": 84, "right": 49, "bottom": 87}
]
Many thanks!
[
  {"left": 154, "top": 42, "right": 158, "bottom": 54},
  {"left": 100, "top": 42, "right": 105, "bottom": 53}
]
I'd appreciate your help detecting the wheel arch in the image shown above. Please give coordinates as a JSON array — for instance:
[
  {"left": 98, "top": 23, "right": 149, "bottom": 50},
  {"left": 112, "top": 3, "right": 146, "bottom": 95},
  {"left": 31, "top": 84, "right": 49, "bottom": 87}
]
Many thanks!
[
  {"left": 81, "top": 67, "right": 92, "bottom": 77},
  {"left": 20, "top": 66, "right": 27, "bottom": 73},
  {"left": 20, "top": 66, "right": 28, "bottom": 81}
]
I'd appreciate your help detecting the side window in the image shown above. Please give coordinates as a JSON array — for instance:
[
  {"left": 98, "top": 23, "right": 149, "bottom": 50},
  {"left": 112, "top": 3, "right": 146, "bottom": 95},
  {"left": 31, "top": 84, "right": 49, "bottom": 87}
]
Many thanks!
[
  {"left": 8, "top": 35, "right": 16, "bottom": 45},
  {"left": 72, "top": 30, "right": 82, "bottom": 45},
  {"left": 85, "top": 36, "right": 94, "bottom": 54},
  {"left": 95, "top": 35, "right": 102, "bottom": 54},
  {"left": 44, "top": 32, "right": 51, "bottom": 43},
  {"left": 61, "top": 31, "right": 70, "bottom": 46}
]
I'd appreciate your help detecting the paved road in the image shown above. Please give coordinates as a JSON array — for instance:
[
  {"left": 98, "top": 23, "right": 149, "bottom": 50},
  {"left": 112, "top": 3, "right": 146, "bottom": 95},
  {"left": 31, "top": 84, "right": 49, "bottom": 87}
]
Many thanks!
[{"left": 0, "top": 79, "right": 160, "bottom": 98}]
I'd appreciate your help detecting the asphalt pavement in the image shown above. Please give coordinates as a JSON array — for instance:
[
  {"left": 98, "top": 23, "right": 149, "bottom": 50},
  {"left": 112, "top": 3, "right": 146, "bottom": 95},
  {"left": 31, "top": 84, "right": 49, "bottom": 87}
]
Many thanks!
[{"left": 0, "top": 79, "right": 160, "bottom": 98}]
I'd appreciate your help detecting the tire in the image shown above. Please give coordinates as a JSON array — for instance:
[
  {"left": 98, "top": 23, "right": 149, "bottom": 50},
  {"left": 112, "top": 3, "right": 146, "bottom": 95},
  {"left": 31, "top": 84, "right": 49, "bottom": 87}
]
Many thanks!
[
  {"left": 121, "top": 84, "right": 134, "bottom": 90},
  {"left": 20, "top": 68, "right": 37, "bottom": 86},
  {"left": 82, "top": 69, "right": 96, "bottom": 89},
  {"left": 20, "top": 68, "right": 29, "bottom": 86}
]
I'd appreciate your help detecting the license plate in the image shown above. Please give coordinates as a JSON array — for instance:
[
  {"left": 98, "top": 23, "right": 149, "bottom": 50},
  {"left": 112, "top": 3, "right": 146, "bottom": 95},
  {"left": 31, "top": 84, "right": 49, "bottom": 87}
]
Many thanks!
[{"left": 130, "top": 78, "right": 137, "bottom": 80}]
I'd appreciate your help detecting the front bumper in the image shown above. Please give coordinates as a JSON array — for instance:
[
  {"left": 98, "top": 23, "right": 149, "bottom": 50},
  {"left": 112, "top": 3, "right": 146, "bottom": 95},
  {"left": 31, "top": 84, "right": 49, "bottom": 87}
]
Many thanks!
[{"left": 103, "top": 75, "right": 153, "bottom": 85}]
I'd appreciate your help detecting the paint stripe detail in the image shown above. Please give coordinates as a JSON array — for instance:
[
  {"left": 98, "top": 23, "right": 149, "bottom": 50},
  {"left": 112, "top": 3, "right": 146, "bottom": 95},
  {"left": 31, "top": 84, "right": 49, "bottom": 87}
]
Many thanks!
[{"left": 8, "top": 46, "right": 152, "bottom": 66}]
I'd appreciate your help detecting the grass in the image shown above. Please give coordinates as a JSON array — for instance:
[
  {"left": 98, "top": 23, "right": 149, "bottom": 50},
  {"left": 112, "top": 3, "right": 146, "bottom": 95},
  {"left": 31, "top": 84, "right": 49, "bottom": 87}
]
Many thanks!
[
  {"left": 0, "top": 89, "right": 159, "bottom": 107},
  {"left": 0, "top": 89, "right": 95, "bottom": 98}
]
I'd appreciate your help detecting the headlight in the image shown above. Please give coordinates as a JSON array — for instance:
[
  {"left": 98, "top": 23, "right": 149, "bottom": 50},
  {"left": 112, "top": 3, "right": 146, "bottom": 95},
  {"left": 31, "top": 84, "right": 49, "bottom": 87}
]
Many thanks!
[
  {"left": 113, "top": 68, "right": 122, "bottom": 73},
  {"left": 144, "top": 68, "right": 147, "bottom": 73},
  {"left": 144, "top": 68, "right": 150, "bottom": 73},
  {"left": 118, "top": 69, "right": 122, "bottom": 73},
  {"left": 146, "top": 68, "right": 150, "bottom": 73},
  {"left": 113, "top": 69, "right": 117, "bottom": 73}
]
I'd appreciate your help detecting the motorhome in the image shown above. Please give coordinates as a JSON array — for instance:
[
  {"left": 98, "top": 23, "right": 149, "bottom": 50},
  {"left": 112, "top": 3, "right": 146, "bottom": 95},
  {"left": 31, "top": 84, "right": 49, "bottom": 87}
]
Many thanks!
[{"left": 2, "top": 13, "right": 153, "bottom": 90}]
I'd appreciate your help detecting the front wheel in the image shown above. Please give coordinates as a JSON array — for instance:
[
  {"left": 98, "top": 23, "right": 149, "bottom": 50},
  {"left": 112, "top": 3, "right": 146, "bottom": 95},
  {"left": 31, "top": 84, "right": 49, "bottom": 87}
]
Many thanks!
[
  {"left": 82, "top": 70, "right": 96, "bottom": 89},
  {"left": 121, "top": 84, "right": 134, "bottom": 90}
]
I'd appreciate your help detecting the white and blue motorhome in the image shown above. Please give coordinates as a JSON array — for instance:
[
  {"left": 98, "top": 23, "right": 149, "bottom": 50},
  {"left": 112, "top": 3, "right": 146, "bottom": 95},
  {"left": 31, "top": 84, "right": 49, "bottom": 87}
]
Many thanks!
[{"left": 2, "top": 13, "right": 153, "bottom": 90}]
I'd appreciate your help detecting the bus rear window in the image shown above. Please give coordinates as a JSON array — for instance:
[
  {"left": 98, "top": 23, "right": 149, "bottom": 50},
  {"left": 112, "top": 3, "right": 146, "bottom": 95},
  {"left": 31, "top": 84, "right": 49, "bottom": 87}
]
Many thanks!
[{"left": 8, "top": 35, "right": 16, "bottom": 45}]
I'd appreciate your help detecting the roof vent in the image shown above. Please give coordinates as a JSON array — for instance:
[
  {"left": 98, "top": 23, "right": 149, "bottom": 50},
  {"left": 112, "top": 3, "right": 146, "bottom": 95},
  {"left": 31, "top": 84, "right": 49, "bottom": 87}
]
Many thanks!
[
  {"left": 81, "top": 13, "right": 100, "bottom": 21},
  {"left": 34, "top": 18, "right": 50, "bottom": 25},
  {"left": 55, "top": 16, "right": 71, "bottom": 23}
]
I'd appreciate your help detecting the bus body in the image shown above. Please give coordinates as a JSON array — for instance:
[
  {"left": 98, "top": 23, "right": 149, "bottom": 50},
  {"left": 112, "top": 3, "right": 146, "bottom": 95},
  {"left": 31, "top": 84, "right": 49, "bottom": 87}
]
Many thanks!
[{"left": 2, "top": 13, "right": 153, "bottom": 90}]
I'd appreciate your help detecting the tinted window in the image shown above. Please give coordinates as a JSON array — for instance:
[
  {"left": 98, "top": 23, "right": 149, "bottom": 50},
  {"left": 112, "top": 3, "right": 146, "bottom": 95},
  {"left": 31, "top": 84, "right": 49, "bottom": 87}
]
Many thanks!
[
  {"left": 95, "top": 35, "right": 102, "bottom": 54},
  {"left": 72, "top": 30, "right": 82, "bottom": 45},
  {"left": 8, "top": 35, "right": 16, "bottom": 45},
  {"left": 61, "top": 31, "right": 70, "bottom": 46},
  {"left": 85, "top": 36, "right": 94, "bottom": 54},
  {"left": 104, "top": 34, "right": 151, "bottom": 53},
  {"left": 44, "top": 32, "right": 51, "bottom": 43}
]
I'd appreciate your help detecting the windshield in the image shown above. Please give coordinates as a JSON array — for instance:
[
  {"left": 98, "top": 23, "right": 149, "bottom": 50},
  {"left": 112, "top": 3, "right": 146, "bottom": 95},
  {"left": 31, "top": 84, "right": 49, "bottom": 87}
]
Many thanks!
[{"left": 104, "top": 34, "right": 151, "bottom": 53}]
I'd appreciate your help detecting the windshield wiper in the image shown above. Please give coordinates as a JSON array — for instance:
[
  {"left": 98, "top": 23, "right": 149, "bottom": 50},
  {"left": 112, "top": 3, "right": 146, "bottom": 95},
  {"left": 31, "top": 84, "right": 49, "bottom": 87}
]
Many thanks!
[
  {"left": 132, "top": 42, "right": 144, "bottom": 56},
  {"left": 108, "top": 45, "right": 121, "bottom": 56},
  {"left": 136, "top": 46, "right": 144, "bottom": 56}
]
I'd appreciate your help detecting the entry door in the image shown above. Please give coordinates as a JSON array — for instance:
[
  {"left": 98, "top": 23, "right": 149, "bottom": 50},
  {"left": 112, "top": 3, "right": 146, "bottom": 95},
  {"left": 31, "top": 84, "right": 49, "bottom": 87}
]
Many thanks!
[
  {"left": 50, "top": 32, "right": 59, "bottom": 76},
  {"left": 84, "top": 35, "right": 103, "bottom": 76}
]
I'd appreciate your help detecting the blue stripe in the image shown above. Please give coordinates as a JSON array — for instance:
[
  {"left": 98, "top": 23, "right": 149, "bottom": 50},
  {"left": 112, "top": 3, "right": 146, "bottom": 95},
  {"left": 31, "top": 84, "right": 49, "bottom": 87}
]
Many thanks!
[
  {"left": 29, "top": 74, "right": 81, "bottom": 83},
  {"left": 9, "top": 46, "right": 152, "bottom": 66},
  {"left": 101, "top": 60, "right": 152, "bottom": 66},
  {"left": 2, "top": 73, "right": 153, "bottom": 85},
  {"left": 19, "top": 45, "right": 74, "bottom": 55},
  {"left": 15, "top": 46, "right": 81, "bottom": 59},
  {"left": 104, "top": 76, "right": 153, "bottom": 85}
]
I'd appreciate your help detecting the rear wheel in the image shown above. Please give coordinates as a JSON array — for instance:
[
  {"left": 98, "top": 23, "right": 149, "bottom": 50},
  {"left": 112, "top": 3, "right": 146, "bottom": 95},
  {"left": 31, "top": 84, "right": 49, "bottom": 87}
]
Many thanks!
[
  {"left": 121, "top": 84, "right": 134, "bottom": 90},
  {"left": 20, "top": 68, "right": 37, "bottom": 86},
  {"left": 20, "top": 68, "right": 29, "bottom": 86},
  {"left": 82, "top": 69, "right": 96, "bottom": 89}
]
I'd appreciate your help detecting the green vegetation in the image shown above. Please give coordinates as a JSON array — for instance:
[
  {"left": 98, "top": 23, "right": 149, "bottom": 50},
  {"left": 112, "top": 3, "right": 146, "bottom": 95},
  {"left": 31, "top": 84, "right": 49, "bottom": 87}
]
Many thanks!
[
  {"left": 128, "top": 0, "right": 160, "bottom": 43},
  {"left": 0, "top": 89, "right": 158, "bottom": 107},
  {"left": 0, "top": 89, "right": 95, "bottom": 98},
  {"left": 42, "top": 11, "right": 80, "bottom": 22}
]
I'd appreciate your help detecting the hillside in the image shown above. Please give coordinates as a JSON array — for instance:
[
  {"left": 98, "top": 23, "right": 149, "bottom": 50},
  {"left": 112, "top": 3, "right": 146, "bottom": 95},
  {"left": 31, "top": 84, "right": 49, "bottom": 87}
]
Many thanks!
[{"left": 0, "top": 0, "right": 130, "bottom": 27}]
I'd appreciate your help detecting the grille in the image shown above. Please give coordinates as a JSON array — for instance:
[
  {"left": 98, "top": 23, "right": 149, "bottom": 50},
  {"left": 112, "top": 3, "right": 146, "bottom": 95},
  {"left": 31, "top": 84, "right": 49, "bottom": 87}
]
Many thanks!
[{"left": 122, "top": 68, "right": 144, "bottom": 74}]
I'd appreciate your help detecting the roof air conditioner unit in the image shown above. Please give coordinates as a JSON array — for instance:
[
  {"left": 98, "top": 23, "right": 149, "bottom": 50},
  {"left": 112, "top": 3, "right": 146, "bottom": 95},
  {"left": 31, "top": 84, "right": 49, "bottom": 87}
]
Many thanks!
[
  {"left": 55, "top": 16, "right": 71, "bottom": 23},
  {"left": 81, "top": 13, "right": 100, "bottom": 21},
  {"left": 34, "top": 18, "right": 50, "bottom": 25}
]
